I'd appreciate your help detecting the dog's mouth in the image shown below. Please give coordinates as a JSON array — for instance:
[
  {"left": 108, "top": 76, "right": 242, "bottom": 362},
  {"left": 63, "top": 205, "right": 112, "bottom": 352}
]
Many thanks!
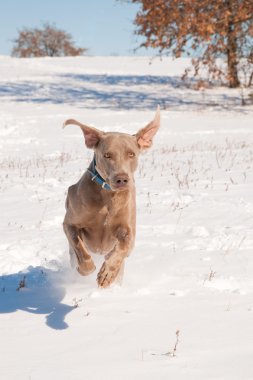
[
  {"left": 109, "top": 175, "right": 131, "bottom": 192},
  {"left": 111, "top": 173, "right": 131, "bottom": 191},
  {"left": 110, "top": 182, "right": 130, "bottom": 192}
]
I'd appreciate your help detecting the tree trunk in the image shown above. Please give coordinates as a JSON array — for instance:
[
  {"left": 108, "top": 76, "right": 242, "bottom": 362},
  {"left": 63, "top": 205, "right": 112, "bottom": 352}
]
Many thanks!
[
  {"left": 227, "top": 3, "right": 240, "bottom": 88},
  {"left": 248, "top": 71, "right": 253, "bottom": 88}
]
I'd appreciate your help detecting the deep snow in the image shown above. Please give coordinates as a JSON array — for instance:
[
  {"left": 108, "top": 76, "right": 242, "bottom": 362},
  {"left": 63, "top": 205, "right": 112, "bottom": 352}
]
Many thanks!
[{"left": 0, "top": 56, "right": 253, "bottom": 380}]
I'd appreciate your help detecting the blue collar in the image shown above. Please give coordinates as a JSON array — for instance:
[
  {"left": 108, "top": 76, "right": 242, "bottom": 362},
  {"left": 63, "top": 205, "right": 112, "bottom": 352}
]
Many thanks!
[{"left": 87, "top": 157, "right": 111, "bottom": 191}]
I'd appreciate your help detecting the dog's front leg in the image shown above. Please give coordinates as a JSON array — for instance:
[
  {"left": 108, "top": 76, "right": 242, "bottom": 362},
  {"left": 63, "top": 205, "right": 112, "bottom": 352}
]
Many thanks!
[
  {"left": 63, "top": 223, "right": 96, "bottom": 276},
  {"left": 97, "top": 226, "right": 132, "bottom": 288}
]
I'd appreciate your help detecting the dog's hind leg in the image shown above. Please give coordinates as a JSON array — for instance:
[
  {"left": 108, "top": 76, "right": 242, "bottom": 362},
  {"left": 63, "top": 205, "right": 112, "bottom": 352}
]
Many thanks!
[{"left": 69, "top": 244, "right": 77, "bottom": 268}]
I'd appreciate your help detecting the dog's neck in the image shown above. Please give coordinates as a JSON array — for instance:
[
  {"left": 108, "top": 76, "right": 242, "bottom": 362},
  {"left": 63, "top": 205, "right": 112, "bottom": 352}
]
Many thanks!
[{"left": 87, "top": 156, "right": 111, "bottom": 191}]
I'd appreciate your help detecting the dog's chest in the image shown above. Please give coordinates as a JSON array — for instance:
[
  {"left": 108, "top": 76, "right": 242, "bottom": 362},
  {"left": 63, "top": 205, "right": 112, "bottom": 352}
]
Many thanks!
[
  {"left": 99, "top": 205, "right": 110, "bottom": 226},
  {"left": 82, "top": 205, "right": 111, "bottom": 252}
]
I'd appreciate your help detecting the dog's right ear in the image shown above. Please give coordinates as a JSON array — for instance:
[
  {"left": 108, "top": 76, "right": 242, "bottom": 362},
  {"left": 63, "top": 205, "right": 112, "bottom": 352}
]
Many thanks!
[
  {"left": 135, "top": 105, "right": 160, "bottom": 150},
  {"left": 63, "top": 119, "right": 103, "bottom": 149}
]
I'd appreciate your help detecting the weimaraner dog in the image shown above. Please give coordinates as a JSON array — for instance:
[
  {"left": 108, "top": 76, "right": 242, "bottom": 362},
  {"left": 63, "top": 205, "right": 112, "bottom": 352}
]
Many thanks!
[{"left": 63, "top": 106, "right": 160, "bottom": 288}]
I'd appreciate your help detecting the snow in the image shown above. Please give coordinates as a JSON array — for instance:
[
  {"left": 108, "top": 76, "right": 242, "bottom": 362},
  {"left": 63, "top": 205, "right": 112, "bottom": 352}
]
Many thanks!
[{"left": 0, "top": 56, "right": 253, "bottom": 380}]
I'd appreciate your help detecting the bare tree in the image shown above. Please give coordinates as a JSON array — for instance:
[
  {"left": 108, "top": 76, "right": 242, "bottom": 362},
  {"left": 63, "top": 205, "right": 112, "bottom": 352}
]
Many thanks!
[{"left": 12, "top": 23, "right": 86, "bottom": 58}]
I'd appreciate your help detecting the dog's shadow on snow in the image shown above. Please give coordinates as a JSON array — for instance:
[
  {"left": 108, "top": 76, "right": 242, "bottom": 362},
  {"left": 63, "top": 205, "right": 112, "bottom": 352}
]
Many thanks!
[{"left": 0, "top": 266, "right": 75, "bottom": 330}]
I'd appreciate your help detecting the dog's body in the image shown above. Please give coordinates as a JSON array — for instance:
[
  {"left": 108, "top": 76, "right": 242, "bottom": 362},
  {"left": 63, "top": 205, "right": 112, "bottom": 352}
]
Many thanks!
[{"left": 63, "top": 107, "right": 160, "bottom": 288}]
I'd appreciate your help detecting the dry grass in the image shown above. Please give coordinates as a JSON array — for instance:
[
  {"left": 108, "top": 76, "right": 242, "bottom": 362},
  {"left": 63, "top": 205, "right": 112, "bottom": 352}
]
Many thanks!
[{"left": 137, "top": 139, "right": 253, "bottom": 195}]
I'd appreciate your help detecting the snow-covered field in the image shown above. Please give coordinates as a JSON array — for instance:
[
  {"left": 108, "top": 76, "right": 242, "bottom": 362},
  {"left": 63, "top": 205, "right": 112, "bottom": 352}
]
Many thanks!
[{"left": 0, "top": 56, "right": 253, "bottom": 380}]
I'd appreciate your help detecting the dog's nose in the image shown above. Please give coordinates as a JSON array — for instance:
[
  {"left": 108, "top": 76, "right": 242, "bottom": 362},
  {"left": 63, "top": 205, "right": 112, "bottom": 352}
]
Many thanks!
[{"left": 114, "top": 173, "right": 129, "bottom": 187}]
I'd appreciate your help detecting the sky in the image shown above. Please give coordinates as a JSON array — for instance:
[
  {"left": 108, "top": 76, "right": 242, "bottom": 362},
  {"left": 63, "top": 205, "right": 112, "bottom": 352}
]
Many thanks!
[{"left": 0, "top": 0, "right": 157, "bottom": 56}]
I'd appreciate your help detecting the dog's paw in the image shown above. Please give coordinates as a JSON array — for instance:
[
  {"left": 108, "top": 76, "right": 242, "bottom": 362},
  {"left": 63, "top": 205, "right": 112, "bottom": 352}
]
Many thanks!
[
  {"left": 97, "top": 262, "right": 120, "bottom": 288},
  {"left": 77, "top": 259, "right": 96, "bottom": 276}
]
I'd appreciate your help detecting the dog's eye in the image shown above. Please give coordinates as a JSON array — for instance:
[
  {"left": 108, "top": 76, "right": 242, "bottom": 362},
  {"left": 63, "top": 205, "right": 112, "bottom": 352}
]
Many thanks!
[
  {"left": 128, "top": 152, "right": 135, "bottom": 158},
  {"left": 104, "top": 153, "right": 111, "bottom": 159}
]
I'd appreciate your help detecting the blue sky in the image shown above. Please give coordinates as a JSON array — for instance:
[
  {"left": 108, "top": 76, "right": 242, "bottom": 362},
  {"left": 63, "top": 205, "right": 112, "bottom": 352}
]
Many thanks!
[{"left": 0, "top": 0, "right": 156, "bottom": 56}]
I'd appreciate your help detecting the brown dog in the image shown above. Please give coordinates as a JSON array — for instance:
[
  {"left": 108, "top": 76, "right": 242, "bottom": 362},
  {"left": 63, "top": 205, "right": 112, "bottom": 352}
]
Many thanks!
[{"left": 63, "top": 107, "right": 160, "bottom": 288}]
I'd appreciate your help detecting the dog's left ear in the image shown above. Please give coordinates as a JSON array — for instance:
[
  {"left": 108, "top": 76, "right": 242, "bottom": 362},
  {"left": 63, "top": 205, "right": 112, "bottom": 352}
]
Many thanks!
[{"left": 135, "top": 106, "right": 160, "bottom": 150}]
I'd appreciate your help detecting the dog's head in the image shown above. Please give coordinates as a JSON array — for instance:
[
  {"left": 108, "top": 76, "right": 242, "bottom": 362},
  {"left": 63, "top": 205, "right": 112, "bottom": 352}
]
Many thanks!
[{"left": 63, "top": 106, "right": 160, "bottom": 191}]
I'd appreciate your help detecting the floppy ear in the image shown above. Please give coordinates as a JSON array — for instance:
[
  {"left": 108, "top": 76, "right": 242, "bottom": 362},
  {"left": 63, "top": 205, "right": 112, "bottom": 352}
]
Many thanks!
[
  {"left": 135, "top": 106, "right": 160, "bottom": 150},
  {"left": 63, "top": 119, "right": 103, "bottom": 149}
]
